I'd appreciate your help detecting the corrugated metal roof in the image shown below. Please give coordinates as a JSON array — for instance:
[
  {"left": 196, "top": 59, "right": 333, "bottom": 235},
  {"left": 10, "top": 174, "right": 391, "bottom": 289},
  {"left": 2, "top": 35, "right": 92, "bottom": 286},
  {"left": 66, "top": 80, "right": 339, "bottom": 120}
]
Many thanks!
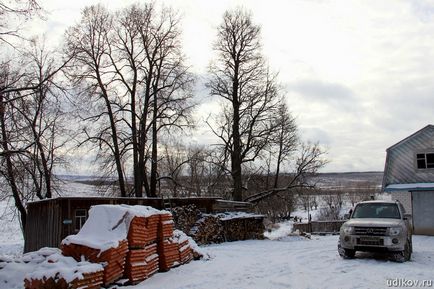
[{"left": 385, "top": 183, "right": 434, "bottom": 192}]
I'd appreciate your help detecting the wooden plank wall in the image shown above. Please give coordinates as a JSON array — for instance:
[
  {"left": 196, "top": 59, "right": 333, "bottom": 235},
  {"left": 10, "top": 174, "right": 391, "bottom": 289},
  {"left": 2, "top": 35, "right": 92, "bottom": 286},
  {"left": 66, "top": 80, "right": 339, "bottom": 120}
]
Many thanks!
[{"left": 24, "top": 200, "right": 61, "bottom": 252}]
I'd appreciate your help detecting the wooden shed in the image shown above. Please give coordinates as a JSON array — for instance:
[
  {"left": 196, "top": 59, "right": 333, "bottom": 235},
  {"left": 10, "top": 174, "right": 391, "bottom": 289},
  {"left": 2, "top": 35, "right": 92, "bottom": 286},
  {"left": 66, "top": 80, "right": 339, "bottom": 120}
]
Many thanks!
[
  {"left": 382, "top": 125, "right": 434, "bottom": 235},
  {"left": 24, "top": 197, "right": 163, "bottom": 253},
  {"left": 24, "top": 196, "right": 252, "bottom": 252}
]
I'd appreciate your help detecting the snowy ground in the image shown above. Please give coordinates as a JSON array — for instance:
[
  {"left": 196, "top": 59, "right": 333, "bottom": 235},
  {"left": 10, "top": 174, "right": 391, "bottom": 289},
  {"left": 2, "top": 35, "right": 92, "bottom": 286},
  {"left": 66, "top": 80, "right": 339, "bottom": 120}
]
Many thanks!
[
  {"left": 1, "top": 186, "right": 433, "bottom": 289},
  {"left": 123, "top": 235, "right": 434, "bottom": 289}
]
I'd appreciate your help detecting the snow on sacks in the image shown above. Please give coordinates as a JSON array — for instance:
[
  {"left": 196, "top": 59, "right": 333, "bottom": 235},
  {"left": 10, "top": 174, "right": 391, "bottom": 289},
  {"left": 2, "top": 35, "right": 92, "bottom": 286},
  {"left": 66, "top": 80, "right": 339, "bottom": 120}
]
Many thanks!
[{"left": 21, "top": 248, "right": 104, "bottom": 289}]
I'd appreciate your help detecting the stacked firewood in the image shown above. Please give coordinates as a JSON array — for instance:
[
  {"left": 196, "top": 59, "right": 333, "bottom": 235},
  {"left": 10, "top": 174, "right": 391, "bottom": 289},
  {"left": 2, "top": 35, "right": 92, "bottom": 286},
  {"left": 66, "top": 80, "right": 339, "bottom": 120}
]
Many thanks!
[
  {"left": 189, "top": 215, "right": 224, "bottom": 245},
  {"left": 171, "top": 204, "right": 201, "bottom": 233},
  {"left": 220, "top": 217, "right": 265, "bottom": 241},
  {"left": 61, "top": 240, "right": 128, "bottom": 286}
]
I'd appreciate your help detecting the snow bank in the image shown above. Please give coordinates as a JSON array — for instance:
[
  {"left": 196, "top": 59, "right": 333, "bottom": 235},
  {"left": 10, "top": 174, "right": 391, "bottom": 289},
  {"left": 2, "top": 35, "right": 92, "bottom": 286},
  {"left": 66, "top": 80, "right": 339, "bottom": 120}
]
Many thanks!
[
  {"left": 214, "top": 212, "right": 265, "bottom": 221},
  {"left": 62, "top": 204, "right": 168, "bottom": 252},
  {"left": 264, "top": 221, "right": 294, "bottom": 240}
]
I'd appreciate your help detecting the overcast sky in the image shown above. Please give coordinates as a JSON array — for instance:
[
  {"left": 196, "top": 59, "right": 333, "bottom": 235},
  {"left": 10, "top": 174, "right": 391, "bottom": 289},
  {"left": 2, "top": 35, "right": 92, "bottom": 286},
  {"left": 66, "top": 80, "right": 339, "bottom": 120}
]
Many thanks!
[{"left": 29, "top": 0, "right": 434, "bottom": 173}]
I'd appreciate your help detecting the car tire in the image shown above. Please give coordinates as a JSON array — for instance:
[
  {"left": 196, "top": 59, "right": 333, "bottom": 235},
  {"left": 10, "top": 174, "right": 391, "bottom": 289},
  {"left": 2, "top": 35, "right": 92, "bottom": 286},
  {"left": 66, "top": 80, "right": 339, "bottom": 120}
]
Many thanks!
[
  {"left": 392, "top": 241, "right": 411, "bottom": 263},
  {"left": 338, "top": 244, "right": 355, "bottom": 259}
]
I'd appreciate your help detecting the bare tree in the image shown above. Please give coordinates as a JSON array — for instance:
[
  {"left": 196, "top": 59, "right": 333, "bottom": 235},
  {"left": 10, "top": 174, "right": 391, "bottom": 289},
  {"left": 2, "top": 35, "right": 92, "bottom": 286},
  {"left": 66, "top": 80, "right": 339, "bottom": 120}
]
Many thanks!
[
  {"left": 66, "top": 5, "right": 127, "bottom": 197},
  {"left": 207, "top": 8, "right": 279, "bottom": 201},
  {"left": 244, "top": 142, "right": 328, "bottom": 203},
  {"left": 67, "top": 4, "right": 194, "bottom": 197},
  {"left": 271, "top": 100, "right": 297, "bottom": 188},
  {"left": 0, "top": 0, "right": 43, "bottom": 45},
  {"left": 0, "top": 40, "right": 69, "bottom": 230}
]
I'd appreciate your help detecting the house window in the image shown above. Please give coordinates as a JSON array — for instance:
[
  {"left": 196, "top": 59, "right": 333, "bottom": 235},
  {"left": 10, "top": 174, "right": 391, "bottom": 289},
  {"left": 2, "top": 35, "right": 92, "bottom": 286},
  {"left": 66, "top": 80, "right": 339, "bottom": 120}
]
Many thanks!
[
  {"left": 74, "top": 209, "right": 87, "bottom": 232},
  {"left": 416, "top": 153, "right": 434, "bottom": 169}
]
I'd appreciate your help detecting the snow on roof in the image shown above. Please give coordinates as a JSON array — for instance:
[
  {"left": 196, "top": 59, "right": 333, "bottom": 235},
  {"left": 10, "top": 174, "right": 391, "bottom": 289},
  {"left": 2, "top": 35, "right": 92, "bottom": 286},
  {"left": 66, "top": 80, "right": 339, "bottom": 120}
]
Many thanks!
[
  {"left": 385, "top": 183, "right": 434, "bottom": 192},
  {"left": 62, "top": 204, "right": 169, "bottom": 252}
]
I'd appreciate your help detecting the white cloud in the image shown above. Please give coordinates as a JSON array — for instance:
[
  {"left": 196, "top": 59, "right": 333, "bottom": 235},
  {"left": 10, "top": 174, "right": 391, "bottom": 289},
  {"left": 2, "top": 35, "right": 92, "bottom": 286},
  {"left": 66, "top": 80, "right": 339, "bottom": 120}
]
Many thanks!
[{"left": 29, "top": 0, "right": 434, "bottom": 173}]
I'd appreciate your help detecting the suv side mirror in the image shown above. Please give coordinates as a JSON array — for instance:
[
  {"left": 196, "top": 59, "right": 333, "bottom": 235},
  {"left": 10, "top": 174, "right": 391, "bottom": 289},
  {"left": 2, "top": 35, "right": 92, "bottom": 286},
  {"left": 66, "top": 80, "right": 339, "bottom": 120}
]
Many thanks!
[{"left": 403, "top": 213, "right": 412, "bottom": 220}]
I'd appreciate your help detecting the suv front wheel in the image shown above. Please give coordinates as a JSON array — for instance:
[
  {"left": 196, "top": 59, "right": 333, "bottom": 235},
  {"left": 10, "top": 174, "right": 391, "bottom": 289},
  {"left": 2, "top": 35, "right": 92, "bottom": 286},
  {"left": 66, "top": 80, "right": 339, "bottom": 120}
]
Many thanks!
[
  {"left": 391, "top": 240, "right": 411, "bottom": 263},
  {"left": 338, "top": 243, "right": 355, "bottom": 259}
]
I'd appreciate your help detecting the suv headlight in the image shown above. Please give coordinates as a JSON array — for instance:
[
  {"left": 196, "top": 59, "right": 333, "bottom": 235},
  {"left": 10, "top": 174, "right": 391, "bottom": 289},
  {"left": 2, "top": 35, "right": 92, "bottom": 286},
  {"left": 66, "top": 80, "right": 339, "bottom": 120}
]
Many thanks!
[
  {"left": 341, "top": 225, "right": 354, "bottom": 234},
  {"left": 388, "top": 227, "right": 402, "bottom": 236}
]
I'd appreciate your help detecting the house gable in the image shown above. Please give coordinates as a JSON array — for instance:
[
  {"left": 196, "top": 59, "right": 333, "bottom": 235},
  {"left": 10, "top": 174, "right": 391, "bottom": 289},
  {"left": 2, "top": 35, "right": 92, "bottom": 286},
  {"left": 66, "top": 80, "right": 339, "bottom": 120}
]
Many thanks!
[{"left": 383, "top": 125, "right": 434, "bottom": 187}]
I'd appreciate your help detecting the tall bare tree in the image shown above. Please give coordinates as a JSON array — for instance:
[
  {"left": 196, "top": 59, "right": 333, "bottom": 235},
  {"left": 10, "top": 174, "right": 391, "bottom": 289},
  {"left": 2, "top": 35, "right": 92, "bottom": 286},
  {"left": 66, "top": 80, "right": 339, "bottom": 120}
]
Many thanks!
[
  {"left": 0, "top": 40, "right": 69, "bottom": 230},
  {"left": 207, "top": 9, "right": 279, "bottom": 201},
  {"left": 67, "top": 4, "right": 194, "bottom": 197},
  {"left": 65, "top": 5, "right": 127, "bottom": 197},
  {"left": 272, "top": 100, "right": 297, "bottom": 188}
]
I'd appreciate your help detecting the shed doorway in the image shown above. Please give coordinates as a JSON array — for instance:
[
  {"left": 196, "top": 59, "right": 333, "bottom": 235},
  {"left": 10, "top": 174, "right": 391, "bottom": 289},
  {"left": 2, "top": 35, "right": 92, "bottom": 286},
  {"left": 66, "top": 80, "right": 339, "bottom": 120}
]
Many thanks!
[{"left": 412, "top": 191, "right": 434, "bottom": 235}]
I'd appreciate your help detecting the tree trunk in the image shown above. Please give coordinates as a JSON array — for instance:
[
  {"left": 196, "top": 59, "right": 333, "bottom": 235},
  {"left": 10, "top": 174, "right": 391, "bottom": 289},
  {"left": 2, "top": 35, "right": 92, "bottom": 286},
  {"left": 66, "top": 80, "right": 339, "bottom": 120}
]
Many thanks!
[
  {"left": 149, "top": 93, "right": 158, "bottom": 198},
  {"left": 231, "top": 62, "right": 243, "bottom": 201},
  {"left": 0, "top": 97, "right": 27, "bottom": 229},
  {"left": 274, "top": 134, "right": 284, "bottom": 188},
  {"left": 96, "top": 73, "right": 126, "bottom": 197},
  {"left": 137, "top": 72, "right": 153, "bottom": 197}
]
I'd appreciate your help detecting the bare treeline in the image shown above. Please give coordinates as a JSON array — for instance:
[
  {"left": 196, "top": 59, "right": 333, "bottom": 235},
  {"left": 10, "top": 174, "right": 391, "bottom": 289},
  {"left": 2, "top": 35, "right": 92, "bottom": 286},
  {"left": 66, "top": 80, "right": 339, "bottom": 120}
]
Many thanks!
[
  {"left": 0, "top": 2, "right": 328, "bottom": 231},
  {"left": 65, "top": 4, "right": 194, "bottom": 198}
]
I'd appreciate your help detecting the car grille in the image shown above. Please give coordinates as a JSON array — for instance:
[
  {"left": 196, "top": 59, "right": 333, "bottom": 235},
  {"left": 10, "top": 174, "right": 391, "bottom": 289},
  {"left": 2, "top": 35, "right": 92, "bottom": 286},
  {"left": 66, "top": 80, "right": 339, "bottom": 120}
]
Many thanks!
[
  {"left": 357, "top": 237, "right": 384, "bottom": 246},
  {"left": 354, "top": 227, "right": 387, "bottom": 236}
]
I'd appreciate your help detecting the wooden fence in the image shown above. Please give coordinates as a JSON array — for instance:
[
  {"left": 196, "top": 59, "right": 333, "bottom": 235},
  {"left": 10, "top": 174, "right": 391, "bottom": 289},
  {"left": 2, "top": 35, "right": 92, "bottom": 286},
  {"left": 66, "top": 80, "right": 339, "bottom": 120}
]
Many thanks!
[{"left": 293, "top": 220, "right": 346, "bottom": 234}]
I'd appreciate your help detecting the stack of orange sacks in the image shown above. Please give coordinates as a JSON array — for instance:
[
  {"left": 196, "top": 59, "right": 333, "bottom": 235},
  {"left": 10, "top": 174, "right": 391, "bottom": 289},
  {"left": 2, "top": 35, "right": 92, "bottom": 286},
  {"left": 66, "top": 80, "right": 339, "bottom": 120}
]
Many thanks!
[
  {"left": 172, "top": 230, "right": 194, "bottom": 265},
  {"left": 24, "top": 271, "right": 104, "bottom": 289},
  {"left": 61, "top": 240, "right": 128, "bottom": 287},
  {"left": 124, "top": 214, "right": 160, "bottom": 284},
  {"left": 157, "top": 213, "right": 180, "bottom": 271},
  {"left": 178, "top": 238, "right": 194, "bottom": 264}
]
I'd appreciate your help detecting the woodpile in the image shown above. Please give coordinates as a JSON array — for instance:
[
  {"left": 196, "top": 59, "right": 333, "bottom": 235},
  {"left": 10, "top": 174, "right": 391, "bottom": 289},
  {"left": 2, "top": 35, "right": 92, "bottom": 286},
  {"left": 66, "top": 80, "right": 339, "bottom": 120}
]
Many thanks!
[
  {"left": 189, "top": 215, "right": 224, "bottom": 245},
  {"left": 171, "top": 205, "right": 201, "bottom": 233},
  {"left": 61, "top": 240, "right": 128, "bottom": 287},
  {"left": 221, "top": 217, "right": 265, "bottom": 241},
  {"left": 171, "top": 206, "right": 265, "bottom": 245}
]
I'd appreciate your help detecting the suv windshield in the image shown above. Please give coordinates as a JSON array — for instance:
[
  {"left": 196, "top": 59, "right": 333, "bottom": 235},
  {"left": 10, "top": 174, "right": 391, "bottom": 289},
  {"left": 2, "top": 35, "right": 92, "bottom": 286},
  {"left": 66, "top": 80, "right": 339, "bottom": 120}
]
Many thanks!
[{"left": 352, "top": 203, "right": 401, "bottom": 219}]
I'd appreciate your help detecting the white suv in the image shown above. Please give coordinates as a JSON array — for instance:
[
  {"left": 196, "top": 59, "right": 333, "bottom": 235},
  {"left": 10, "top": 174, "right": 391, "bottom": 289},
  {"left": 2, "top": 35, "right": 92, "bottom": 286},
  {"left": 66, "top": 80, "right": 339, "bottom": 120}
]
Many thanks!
[{"left": 338, "top": 200, "right": 413, "bottom": 262}]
